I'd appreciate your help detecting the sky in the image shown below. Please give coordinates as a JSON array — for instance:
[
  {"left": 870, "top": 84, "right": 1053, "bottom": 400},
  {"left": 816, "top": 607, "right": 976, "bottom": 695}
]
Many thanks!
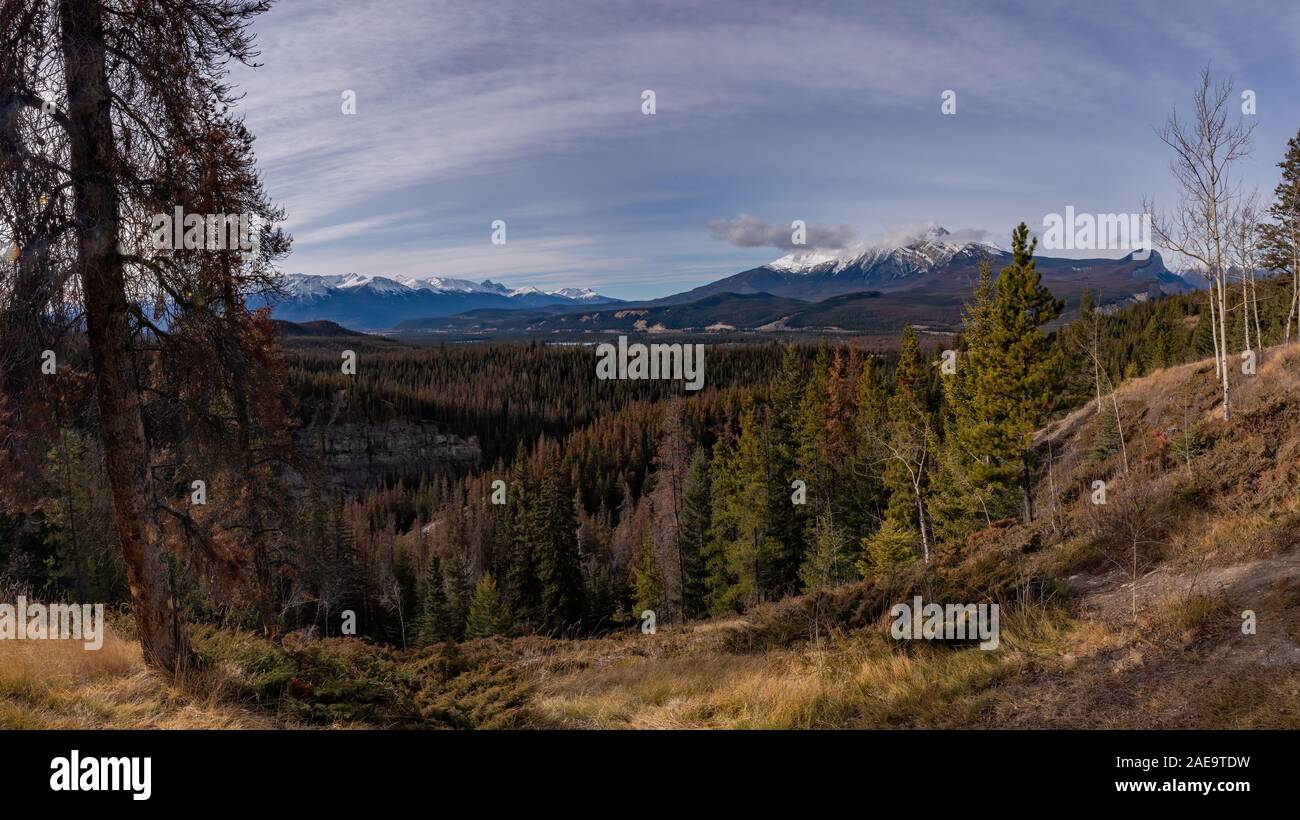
[{"left": 230, "top": 0, "right": 1300, "bottom": 300}]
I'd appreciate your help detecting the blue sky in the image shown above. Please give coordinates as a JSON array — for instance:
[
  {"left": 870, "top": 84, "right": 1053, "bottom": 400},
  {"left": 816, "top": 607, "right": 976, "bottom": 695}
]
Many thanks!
[{"left": 231, "top": 0, "right": 1300, "bottom": 300}]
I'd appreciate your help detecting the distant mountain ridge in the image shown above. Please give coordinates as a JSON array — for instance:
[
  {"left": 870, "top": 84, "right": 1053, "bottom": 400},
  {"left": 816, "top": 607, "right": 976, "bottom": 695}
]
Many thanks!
[
  {"left": 261, "top": 273, "right": 619, "bottom": 329},
  {"left": 653, "top": 226, "right": 1195, "bottom": 306},
  {"left": 268, "top": 226, "right": 1198, "bottom": 333}
]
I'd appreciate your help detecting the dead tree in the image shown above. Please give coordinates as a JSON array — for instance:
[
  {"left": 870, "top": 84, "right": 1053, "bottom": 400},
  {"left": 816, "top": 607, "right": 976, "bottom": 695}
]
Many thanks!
[{"left": 0, "top": 0, "right": 288, "bottom": 673}]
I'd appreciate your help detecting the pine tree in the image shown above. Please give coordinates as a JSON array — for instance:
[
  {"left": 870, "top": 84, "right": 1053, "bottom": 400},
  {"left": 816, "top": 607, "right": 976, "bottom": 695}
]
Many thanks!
[
  {"left": 465, "top": 575, "right": 513, "bottom": 639},
  {"left": 677, "top": 446, "right": 712, "bottom": 620},
  {"left": 319, "top": 496, "right": 362, "bottom": 636},
  {"left": 533, "top": 456, "right": 585, "bottom": 635},
  {"left": 444, "top": 551, "right": 472, "bottom": 639},
  {"left": 846, "top": 356, "right": 889, "bottom": 550},
  {"left": 767, "top": 344, "right": 807, "bottom": 588},
  {"left": 862, "top": 326, "right": 931, "bottom": 569},
  {"left": 799, "top": 512, "right": 853, "bottom": 591},
  {"left": 630, "top": 534, "right": 663, "bottom": 618},
  {"left": 970, "top": 223, "right": 1063, "bottom": 523},
  {"left": 704, "top": 429, "right": 742, "bottom": 614},
  {"left": 734, "top": 400, "right": 785, "bottom": 602},
  {"left": 1259, "top": 129, "right": 1300, "bottom": 343},
  {"left": 502, "top": 442, "right": 539, "bottom": 627},
  {"left": 649, "top": 400, "right": 690, "bottom": 623},
  {"left": 932, "top": 259, "right": 1003, "bottom": 542},
  {"left": 414, "top": 555, "right": 455, "bottom": 645},
  {"left": 795, "top": 343, "right": 831, "bottom": 518}
]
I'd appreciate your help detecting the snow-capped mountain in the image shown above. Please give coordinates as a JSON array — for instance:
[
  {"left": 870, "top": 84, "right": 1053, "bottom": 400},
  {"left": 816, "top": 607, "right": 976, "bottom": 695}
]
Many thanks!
[
  {"left": 767, "top": 226, "right": 1000, "bottom": 278},
  {"left": 654, "top": 225, "right": 1193, "bottom": 306},
  {"left": 265, "top": 273, "right": 619, "bottom": 330}
]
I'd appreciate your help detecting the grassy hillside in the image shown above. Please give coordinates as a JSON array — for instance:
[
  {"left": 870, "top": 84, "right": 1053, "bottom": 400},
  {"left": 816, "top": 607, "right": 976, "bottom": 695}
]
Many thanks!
[{"left": 7, "top": 343, "right": 1299, "bottom": 729}]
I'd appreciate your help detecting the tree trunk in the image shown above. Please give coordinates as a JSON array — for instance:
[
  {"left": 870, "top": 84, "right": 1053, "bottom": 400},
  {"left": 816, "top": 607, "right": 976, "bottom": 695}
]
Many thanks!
[
  {"left": 1112, "top": 393, "right": 1129, "bottom": 474},
  {"left": 1021, "top": 449, "right": 1034, "bottom": 524},
  {"left": 1288, "top": 229, "right": 1299, "bottom": 344},
  {"left": 1215, "top": 274, "right": 1231, "bottom": 420},
  {"left": 1242, "top": 273, "right": 1252, "bottom": 352},
  {"left": 60, "top": 0, "right": 190, "bottom": 673},
  {"left": 1207, "top": 275, "right": 1221, "bottom": 378},
  {"left": 1250, "top": 269, "right": 1263, "bottom": 352},
  {"left": 914, "top": 491, "right": 929, "bottom": 564}
]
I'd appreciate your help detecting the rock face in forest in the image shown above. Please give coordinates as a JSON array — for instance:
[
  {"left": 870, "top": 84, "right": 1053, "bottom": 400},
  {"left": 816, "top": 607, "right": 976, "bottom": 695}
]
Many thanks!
[{"left": 293, "top": 420, "right": 480, "bottom": 492}]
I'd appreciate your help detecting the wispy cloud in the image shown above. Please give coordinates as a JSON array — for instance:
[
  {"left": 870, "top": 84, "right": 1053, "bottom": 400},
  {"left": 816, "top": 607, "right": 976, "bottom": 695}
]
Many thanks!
[
  {"left": 230, "top": 0, "right": 1300, "bottom": 298},
  {"left": 707, "top": 214, "right": 855, "bottom": 250}
]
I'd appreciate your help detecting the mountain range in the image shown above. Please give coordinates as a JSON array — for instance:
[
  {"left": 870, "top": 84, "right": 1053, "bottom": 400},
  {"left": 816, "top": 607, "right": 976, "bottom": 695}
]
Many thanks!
[
  {"left": 259, "top": 273, "right": 620, "bottom": 329},
  {"left": 266, "top": 227, "right": 1198, "bottom": 334},
  {"left": 653, "top": 227, "right": 1193, "bottom": 305}
]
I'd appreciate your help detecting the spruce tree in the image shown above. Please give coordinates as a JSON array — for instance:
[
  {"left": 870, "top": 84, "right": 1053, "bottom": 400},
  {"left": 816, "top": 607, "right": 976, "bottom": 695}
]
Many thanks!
[
  {"left": 502, "top": 442, "right": 539, "bottom": 627},
  {"left": 932, "top": 259, "right": 1001, "bottom": 542},
  {"left": 847, "top": 356, "right": 889, "bottom": 550},
  {"left": 465, "top": 575, "right": 513, "bottom": 639},
  {"left": 704, "top": 429, "right": 742, "bottom": 614},
  {"left": 799, "top": 512, "right": 853, "bottom": 591},
  {"left": 630, "top": 535, "right": 664, "bottom": 618},
  {"left": 970, "top": 223, "right": 1063, "bottom": 523},
  {"left": 858, "top": 518, "right": 917, "bottom": 576},
  {"left": 1259, "top": 129, "right": 1300, "bottom": 342},
  {"left": 677, "top": 447, "right": 712, "bottom": 620},
  {"left": 1090, "top": 404, "right": 1123, "bottom": 463},
  {"left": 585, "top": 554, "right": 619, "bottom": 630},
  {"left": 734, "top": 400, "right": 785, "bottom": 602},
  {"left": 444, "top": 551, "right": 472, "bottom": 640},
  {"left": 862, "top": 325, "right": 930, "bottom": 569},
  {"left": 533, "top": 456, "right": 585, "bottom": 635},
  {"left": 795, "top": 343, "right": 831, "bottom": 519},
  {"left": 414, "top": 555, "right": 455, "bottom": 645}
]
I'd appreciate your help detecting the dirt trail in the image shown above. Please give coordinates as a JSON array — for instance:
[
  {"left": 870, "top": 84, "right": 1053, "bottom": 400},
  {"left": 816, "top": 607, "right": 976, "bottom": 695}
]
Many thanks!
[{"left": 1068, "top": 549, "right": 1300, "bottom": 668}]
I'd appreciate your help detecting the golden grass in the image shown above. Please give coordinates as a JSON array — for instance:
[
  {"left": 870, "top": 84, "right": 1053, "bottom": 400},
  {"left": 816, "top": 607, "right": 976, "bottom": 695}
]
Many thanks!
[
  {"left": 0, "top": 623, "right": 274, "bottom": 729},
  {"left": 1141, "top": 588, "right": 1232, "bottom": 641},
  {"left": 528, "top": 606, "right": 1121, "bottom": 729}
]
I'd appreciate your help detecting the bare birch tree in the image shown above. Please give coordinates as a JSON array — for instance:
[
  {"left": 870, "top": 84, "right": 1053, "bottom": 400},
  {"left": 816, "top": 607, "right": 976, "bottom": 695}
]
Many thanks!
[
  {"left": 1227, "top": 190, "right": 1264, "bottom": 355},
  {"left": 1146, "top": 66, "right": 1254, "bottom": 421}
]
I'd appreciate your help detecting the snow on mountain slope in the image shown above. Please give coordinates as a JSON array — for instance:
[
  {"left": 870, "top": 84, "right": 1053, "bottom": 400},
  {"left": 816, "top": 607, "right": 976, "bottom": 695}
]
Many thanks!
[
  {"left": 764, "top": 226, "right": 998, "bottom": 277},
  {"left": 653, "top": 224, "right": 1193, "bottom": 308},
  {"left": 268, "top": 273, "right": 620, "bottom": 330},
  {"left": 281, "top": 273, "right": 610, "bottom": 300}
]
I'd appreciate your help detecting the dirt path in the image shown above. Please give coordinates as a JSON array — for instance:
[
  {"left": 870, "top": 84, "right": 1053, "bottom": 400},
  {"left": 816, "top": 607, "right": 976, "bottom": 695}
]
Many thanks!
[
  {"left": 1067, "top": 549, "right": 1300, "bottom": 669},
  {"left": 1070, "top": 551, "right": 1300, "bottom": 615}
]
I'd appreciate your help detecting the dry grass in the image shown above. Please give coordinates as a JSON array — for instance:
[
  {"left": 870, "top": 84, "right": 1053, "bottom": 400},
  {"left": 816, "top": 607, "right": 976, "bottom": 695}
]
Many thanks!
[
  {"left": 1141, "top": 587, "right": 1233, "bottom": 643},
  {"left": 0, "top": 622, "right": 273, "bottom": 729},
  {"left": 527, "top": 606, "right": 1119, "bottom": 729}
]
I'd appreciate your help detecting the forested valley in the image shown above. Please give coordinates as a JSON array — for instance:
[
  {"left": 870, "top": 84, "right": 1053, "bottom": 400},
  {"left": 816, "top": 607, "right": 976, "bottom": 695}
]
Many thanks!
[{"left": 10, "top": 234, "right": 1298, "bottom": 651}]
